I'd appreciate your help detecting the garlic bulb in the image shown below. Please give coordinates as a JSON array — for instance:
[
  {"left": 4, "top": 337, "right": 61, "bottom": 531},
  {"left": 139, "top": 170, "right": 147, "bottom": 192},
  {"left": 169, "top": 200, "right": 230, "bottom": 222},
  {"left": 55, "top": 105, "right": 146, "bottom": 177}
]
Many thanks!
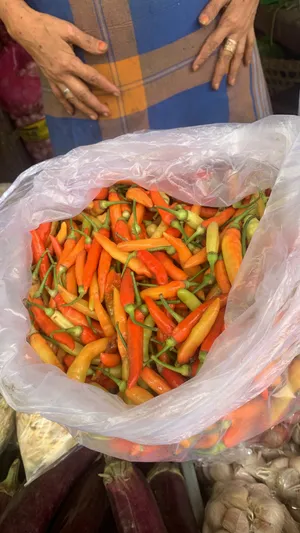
[
  {"left": 292, "top": 424, "right": 300, "bottom": 445},
  {"left": 205, "top": 501, "right": 227, "bottom": 530},
  {"left": 222, "top": 508, "right": 249, "bottom": 533}
]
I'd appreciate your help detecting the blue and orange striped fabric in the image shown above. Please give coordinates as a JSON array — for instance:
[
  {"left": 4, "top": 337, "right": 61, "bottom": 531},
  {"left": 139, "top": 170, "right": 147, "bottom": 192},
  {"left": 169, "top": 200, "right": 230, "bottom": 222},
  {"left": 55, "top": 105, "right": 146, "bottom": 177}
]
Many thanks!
[{"left": 26, "top": 0, "right": 272, "bottom": 156}]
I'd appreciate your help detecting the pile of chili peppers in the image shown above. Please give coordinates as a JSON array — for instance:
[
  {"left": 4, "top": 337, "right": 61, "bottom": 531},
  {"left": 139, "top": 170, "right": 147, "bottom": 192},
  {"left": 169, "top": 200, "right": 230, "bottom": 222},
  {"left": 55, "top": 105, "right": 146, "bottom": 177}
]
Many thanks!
[{"left": 26, "top": 184, "right": 269, "bottom": 408}]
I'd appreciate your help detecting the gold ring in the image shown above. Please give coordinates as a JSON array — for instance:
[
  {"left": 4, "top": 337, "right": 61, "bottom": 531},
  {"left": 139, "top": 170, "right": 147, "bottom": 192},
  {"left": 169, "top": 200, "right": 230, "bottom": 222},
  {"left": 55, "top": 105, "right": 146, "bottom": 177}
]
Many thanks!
[
  {"left": 224, "top": 38, "right": 238, "bottom": 55},
  {"left": 62, "top": 87, "right": 74, "bottom": 100}
]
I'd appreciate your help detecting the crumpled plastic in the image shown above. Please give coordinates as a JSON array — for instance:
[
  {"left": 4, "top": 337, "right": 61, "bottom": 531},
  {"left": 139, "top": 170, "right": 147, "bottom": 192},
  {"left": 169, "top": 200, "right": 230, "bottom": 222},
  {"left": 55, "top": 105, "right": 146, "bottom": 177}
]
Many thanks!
[{"left": 1, "top": 115, "right": 300, "bottom": 464}]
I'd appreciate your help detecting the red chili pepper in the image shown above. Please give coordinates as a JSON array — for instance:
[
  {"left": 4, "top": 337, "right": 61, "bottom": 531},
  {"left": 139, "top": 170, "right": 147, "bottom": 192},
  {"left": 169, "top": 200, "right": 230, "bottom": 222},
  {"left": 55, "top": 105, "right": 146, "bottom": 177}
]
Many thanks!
[
  {"left": 105, "top": 270, "right": 121, "bottom": 321},
  {"left": 114, "top": 218, "right": 131, "bottom": 243},
  {"left": 127, "top": 312, "right": 144, "bottom": 388},
  {"left": 137, "top": 250, "right": 168, "bottom": 285},
  {"left": 29, "top": 298, "right": 75, "bottom": 350},
  {"left": 144, "top": 296, "right": 176, "bottom": 336},
  {"left": 161, "top": 368, "right": 186, "bottom": 389},
  {"left": 52, "top": 293, "right": 89, "bottom": 328},
  {"left": 191, "top": 360, "right": 200, "bottom": 377},
  {"left": 64, "top": 355, "right": 75, "bottom": 368},
  {"left": 120, "top": 268, "right": 135, "bottom": 307},
  {"left": 98, "top": 249, "right": 112, "bottom": 303},
  {"left": 49, "top": 235, "right": 62, "bottom": 260},
  {"left": 94, "top": 187, "right": 109, "bottom": 200},
  {"left": 31, "top": 230, "right": 53, "bottom": 288},
  {"left": 36, "top": 222, "right": 51, "bottom": 245},
  {"left": 201, "top": 308, "right": 225, "bottom": 353},
  {"left": 201, "top": 207, "right": 236, "bottom": 229},
  {"left": 152, "top": 252, "right": 188, "bottom": 281}
]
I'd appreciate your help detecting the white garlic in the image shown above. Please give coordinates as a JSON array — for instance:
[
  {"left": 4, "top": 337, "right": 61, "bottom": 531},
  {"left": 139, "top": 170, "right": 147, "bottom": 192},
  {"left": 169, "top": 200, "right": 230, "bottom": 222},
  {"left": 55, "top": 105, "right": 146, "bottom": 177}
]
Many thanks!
[
  {"left": 222, "top": 507, "right": 249, "bottom": 533},
  {"left": 205, "top": 501, "right": 227, "bottom": 531}
]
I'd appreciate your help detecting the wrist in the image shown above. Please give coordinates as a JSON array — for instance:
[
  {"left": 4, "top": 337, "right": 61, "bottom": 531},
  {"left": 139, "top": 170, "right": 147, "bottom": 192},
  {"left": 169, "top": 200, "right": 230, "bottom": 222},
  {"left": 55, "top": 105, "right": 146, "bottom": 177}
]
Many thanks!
[{"left": 0, "top": 0, "right": 33, "bottom": 41}]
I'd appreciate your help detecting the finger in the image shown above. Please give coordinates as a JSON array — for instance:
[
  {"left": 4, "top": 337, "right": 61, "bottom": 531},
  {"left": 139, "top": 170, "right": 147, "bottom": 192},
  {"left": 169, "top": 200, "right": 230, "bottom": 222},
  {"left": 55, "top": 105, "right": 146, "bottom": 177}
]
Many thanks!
[
  {"left": 64, "top": 23, "right": 108, "bottom": 55},
  {"left": 244, "top": 27, "right": 255, "bottom": 66},
  {"left": 49, "top": 81, "right": 74, "bottom": 116},
  {"left": 212, "top": 39, "right": 237, "bottom": 90},
  {"left": 60, "top": 78, "right": 110, "bottom": 118},
  {"left": 199, "top": 0, "right": 229, "bottom": 26},
  {"left": 228, "top": 37, "right": 246, "bottom": 86},
  {"left": 69, "top": 58, "right": 120, "bottom": 96},
  {"left": 193, "top": 23, "right": 229, "bottom": 71}
]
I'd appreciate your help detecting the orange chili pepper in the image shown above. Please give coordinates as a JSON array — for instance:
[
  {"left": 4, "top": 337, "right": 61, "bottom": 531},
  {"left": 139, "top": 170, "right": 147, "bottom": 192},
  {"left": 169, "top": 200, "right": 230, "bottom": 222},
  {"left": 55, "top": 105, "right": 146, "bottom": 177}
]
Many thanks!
[
  {"left": 140, "top": 367, "right": 171, "bottom": 395},
  {"left": 83, "top": 237, "right": 102, "bottom": 294},
  {"left": 117, "top": 238, "right": 170, "bottom": 252},
  {"left": 52, "top": 293, "right": 89, "bottom": 328},
  {"left": 36, "top": 222, "right": 52, "bottom": 245},
  {"left": 200, "top": 307, "right": 225, "bottom": 354},
  {"left": 215, "top": 257, "right": 231, "bottom": 294},
  {"left": 150, "top": 190, "right": 175, "bottom": 226},
  {"left": 59, "top": 236, "right": 85, "bottom": 273},
  {"left": 184, "top": 248, "right": 207, "bottom": 269},
  {"left": 29, "top": 297, "right": 75, "bottom": 350},
  {"left": 114, "top": 218, "right": 131, "bottom": 243},
  {"left": 127, "top": 312, "right": 144, "bottom": 389},
  {"left": 94, "top": 234, "right": 152, "bottom": 277},
  {"left": 126, "top": 187, "right": 153, "bottom": 208},
  {"left": 57, "top": 285, "right": 98, "bottom": 319},
  {"left": 125, "top": 386, "right": 154, "bottom": 405},
  {"left": 105, "top": 270, "right": 121, "bottom": 322},
  {"left": 31, "top": 230, "right": 53, "bottom": 288},
  {"left": 89, "top": 272, "right": 99, "bottom": 311},
  {"left": 152, "top": 252, "right": 188, "bottom": 281},
  {"left": 144, "top": 296, "right": 176, "bottom": 336},
  {"left": 223, "top": 398, "right": 267, "bottom": 448},
  {"left": 49, "top": 235, "right": 62, "bottom": 260},
  {"left": 109, "top": 190, "right": 123, "bottom": 240},
  {"left": 141, "top": 281, "right": 186, "bottom": 301},
  {"left": 128, "top": 203, "right": 145, "bottom": 238},
  {"left": 64, "top": 354, "right": 75, "bottom": 369},
  {"left": 201, "top": 207, "right": 236, "bottom": 229},
  {"left": 120, "top": 268, "right": 135, "bottom": 307},
  {"left": 113, "top": 287, "right": 128, "bottom": 360},
  {"left": 94, "top": 187, "right": 109, "bottom": 200},
  {"left": 66, "top": 265, "right": 77, "bottom": 296},
  {"left": 100, "top": 352, "right": 121, "bottom": 368},
  {"left": 161, "top": 368, "right": 186, "bottom": 389},
  {"left": 98, "top": 249, "right": 112, "bottom": 303},
  {"left": 58, "top": 225, "right": 79, "bottom": 267},
  {"left": 177, "top": 298, "right": 221, "bottom": 364},
  {"left": 163, "top": 232, "right": 192, "bottom": 267},
  {"left": 222, "top": 227, "right": 242, "bottom": 285},
  {"left": 94, "top": 293, "right": 115, "bottom": 337}
]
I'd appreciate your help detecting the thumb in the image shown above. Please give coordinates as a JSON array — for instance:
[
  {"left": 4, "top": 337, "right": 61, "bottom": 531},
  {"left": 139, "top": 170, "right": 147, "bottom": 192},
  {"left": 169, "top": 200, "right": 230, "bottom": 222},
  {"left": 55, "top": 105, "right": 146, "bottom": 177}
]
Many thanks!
[
  {"left": 199, "top": 0, "right": 228, "bottom": 26},
  {"left": 67, "top": 25, "right": 108, "bottom": 54}
]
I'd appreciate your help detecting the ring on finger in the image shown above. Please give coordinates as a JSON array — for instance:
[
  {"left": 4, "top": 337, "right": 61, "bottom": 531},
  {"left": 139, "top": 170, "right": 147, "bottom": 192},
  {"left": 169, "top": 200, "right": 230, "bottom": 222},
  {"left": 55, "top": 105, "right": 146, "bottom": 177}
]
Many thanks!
[
  {"left": 224, "top": 38, "right": 238, "bottom": 55},
  {"left": 62, "top": 87, "right": 74, "bottom": 100}
]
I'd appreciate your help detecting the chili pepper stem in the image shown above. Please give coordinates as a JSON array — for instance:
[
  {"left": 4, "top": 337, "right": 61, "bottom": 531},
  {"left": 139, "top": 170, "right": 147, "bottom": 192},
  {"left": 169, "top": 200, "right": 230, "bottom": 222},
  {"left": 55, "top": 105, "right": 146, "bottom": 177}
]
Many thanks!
[
  {"left": 61, "top": 287, "right": 86, "bottom": 307},
  {"left": 130, "top": 271, "right": 142, "bottom": 306},
  {"left": 122, "top": 252, "right": 136, "bottom": 277},
  {"left": 125, "top": 305, "right": 157, "bottom": 331},
  {"left": 160, "top": 296, "right": 183, "bottom": 323},
  {"left": 115, "top": 322, "right": 128, "bottom": 350},
  {"left": 192, "top": 274, "right": 215, "bottom": 294},
  {"left": 102, "top": 369, "right": 126, "bottom": 392},
  {"left": 151, "top": 355, "right": 191, "bottom": 377},
  {"left": 33, "top": 264, "right": 54, "bottom": 298}
]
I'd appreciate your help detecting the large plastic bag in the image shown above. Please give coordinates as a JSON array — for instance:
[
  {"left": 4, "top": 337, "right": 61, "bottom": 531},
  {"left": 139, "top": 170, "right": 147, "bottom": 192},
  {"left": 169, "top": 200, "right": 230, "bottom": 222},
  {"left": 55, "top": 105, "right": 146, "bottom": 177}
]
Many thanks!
[{"left": 1, "top": 115, "right": 300, "bottom": 463}]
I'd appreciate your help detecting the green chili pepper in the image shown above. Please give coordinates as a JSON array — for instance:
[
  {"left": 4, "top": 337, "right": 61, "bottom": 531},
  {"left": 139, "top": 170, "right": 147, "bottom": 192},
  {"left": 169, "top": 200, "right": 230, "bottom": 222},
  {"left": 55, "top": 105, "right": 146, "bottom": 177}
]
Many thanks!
[{"left": 177, "top": 289, "right": 203, "bottom": 310}]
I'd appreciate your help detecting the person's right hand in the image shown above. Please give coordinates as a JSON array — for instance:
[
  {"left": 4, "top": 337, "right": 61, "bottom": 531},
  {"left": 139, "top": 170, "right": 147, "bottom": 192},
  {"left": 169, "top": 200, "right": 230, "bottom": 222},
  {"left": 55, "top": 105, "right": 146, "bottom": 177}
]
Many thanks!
[{"left": 9, "top": 6, "right": 119, "bottom": 119}]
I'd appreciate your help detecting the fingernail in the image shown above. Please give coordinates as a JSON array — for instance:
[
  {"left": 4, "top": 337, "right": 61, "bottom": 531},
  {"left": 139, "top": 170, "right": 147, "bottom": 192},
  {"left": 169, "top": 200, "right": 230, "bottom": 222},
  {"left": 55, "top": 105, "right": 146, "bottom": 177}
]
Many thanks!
[
  {"left": 113, "top": 91, "right": 121, "bottom": 97},
  {"left": 199, "top": 14, "right": 209, "bottom": 25},
  {"left": 103, "top": 112, "right": 110, "bottom": 117},
  {"left": 193, "top": 64, "right": 199, "bottom": 72},
  {"left": 98, "top": 41, "right": 107, "bottom": 52},
  {"left": 229, "top": 78, "right": 235, "bottom": 86},
  {"left": 213, "top": 83, "right": 219, "bottom": 90},
  {"left": 67, "top": 109, "right": 74, "bottom": 116},
  {"left": 90, "top": 114, "right": 98, "bottom": 120}
]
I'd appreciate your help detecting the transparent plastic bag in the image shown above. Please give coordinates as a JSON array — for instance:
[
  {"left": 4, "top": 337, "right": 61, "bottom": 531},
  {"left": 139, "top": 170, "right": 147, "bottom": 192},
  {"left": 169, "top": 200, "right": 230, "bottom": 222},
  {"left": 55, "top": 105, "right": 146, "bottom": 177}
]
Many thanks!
[{"left": 1, "top": 116, "right": 300, "bottom": 465}]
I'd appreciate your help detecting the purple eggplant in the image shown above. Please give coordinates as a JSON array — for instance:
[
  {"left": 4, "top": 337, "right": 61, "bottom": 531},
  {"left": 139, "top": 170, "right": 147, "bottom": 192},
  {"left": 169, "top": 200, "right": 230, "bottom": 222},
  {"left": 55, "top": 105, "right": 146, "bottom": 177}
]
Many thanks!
[
  {"left": 103, "top": 460, "right": 167, "bottom": 533},
  {"left": 0, "top": 459, "right": 20, "bottom": 517},
  {"left": 147, "top": 464, "right": 199, "bottom": 533},
  {"left": 0, "top": 446, "right": 98, "bottom": 533},
  {"left": 48, "top": 456, "right": 108, "bottom": 533}
]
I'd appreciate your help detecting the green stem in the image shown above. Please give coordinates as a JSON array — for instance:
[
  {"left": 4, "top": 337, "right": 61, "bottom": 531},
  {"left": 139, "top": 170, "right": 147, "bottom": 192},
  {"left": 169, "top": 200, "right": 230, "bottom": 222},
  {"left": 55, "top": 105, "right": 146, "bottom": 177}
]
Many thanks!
[
  {"left": 73, "top": 226, "right": 92, "bottom": 245},
  {"left": 61, "top": 287, "right": 86, "bottom": 307},
  {"left": 160, "top": 296, "right": 183, "bottom": 323},
  {"left": 32, "top": 251, "right": 48, "bottom": 281},
  {"left": 154, "top": 338, "right": 177, "bottom": 359},
  {"left": 102, "top": 369, "right": 126, "bottom": 392},
  {"left": 99, "top": 200, "right": 130, "bottom": 209},
  {"left": 41, "top": 335, "right": 79, "bottom": 356},
  {"left": 51, "top": 326, "right": 82, "bottom": 338},
  {"left": 192, "top": 274, "right": 215, "bottom": 294},
  {"left": 151, "top": 355, "right": 191, "bottom": 376},
  {"left": 33, "top": 264, "right": 54, "bottom": 298},
  {"left": 232, "top": 192, "right": 261, "bottom": 210},
  {"left": 121, "top": 252, "right": 136, "bottom": 277},
  {"left": 125, "top": 304, "right": 157, "bottom": 331},
  {"left": 115, "top": 322, "right": 127, "bottom": 350},
  {"left": 171, "top": 220, "right": 189, "bottom": 242},
  {"left": 132, "top": 200, "right": 141, "bottom": 237},
  {"left": 131, "top": 271, "right": 142, "bottom": 306},
  {"left": 186, "top": 227, "right": 205, "bottom": 245}
]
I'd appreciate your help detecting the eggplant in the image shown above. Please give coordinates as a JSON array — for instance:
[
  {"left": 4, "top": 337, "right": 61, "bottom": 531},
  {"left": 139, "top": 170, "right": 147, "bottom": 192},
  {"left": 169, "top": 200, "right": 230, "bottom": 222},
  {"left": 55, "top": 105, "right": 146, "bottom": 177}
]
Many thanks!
[
  {"left": 49, "top": 456, "right": 108, "bottom": 533},
  {"left": 0, "top": 446, "right": 98, "bottom": 533},
  {"left": 147, "top": 463, "right": 199, "bottom": 533},
  {"left": 103, "top": 459, "right": 167, "bottom": 533},
  {"left": 0, "top": 459, "right": 20, "bottom": 517}
]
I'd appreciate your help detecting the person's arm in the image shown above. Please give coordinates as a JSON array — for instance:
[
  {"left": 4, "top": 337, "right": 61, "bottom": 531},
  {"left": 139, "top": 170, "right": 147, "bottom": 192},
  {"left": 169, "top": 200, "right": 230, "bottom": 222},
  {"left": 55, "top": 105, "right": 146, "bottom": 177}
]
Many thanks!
[
  {"left": 194, "top": 0, "right": 259, "bottom": 90},
  {"left": 0, "top": 0, "right": 119, "bottom": 119}
]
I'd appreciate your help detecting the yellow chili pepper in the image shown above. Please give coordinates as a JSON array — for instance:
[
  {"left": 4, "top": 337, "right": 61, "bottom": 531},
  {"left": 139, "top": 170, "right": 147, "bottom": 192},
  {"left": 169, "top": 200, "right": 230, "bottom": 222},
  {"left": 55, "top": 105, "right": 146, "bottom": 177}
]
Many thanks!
[
  {"left": 94, "top": 234, "right": 152, "bottom": 277},
  {"left": 113, "top": 287, "right": 128, "bottom": 361},
  {"left": 29, "top": 332, "right": 64, "bottom": 371},
  {"left": 177, "top": 298, "right": 220, "bottom": 364},
  {"left": 246, "top": 217, "right": 260, "bottom": 243},
  {"left": 89, "top": 272, "right": 99, "bottom": 312},
  {"left": 67, "top": 337, "right": 110, "bottom": 382},
  {"left": 58, "top": 285, "right": 98, "bottom": 320},
  {"left": 56, "top": 221, "right": 68, "bottom": 245},
  {"left": 151, "top": 221, "right": 168, "bottom": 238},
  {"left": 206, "top": 221, "right": 219, "bottom": 274}
]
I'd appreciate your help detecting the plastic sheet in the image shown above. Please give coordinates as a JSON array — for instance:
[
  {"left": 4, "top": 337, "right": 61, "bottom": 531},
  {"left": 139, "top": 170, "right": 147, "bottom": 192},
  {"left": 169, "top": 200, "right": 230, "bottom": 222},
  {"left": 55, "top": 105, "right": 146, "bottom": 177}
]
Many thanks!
[{"left": 1, "top": 116, "right": 300, "bottom": 463}]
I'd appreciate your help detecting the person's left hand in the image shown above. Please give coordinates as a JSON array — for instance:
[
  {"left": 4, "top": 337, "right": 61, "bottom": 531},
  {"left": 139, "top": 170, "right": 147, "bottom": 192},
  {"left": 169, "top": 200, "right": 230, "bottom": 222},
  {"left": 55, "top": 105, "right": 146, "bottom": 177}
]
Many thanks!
[{"left": 193, "top": 0, "right": 259, "bottom": 89}]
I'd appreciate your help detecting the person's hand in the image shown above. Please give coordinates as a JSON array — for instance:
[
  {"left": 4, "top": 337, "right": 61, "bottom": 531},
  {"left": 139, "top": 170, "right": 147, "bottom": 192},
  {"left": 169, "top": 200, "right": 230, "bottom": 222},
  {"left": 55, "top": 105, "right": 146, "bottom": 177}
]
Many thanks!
[
  {"left": 193, "top": 0, "right": 259, "bottom": 89},
  {"left": 8, "top": 5, "right": 119, "bottom": 119}
]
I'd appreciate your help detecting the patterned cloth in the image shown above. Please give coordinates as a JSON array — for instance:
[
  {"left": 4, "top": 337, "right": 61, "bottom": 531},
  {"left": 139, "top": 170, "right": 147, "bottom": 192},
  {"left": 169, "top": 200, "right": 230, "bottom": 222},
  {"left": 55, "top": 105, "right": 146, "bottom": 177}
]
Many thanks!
[{"left": 26, "top": 0, "right": 272, "bottom": 156}]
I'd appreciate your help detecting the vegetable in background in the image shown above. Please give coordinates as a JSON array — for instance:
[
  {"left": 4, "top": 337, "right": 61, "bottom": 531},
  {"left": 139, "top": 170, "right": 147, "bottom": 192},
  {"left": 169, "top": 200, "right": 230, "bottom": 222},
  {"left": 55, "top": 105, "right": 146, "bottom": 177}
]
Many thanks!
[
  {"left": 0, "top": 459, "right": 20, "bottom": 516},
  {"left": 103, "top": 459, "right": 168, "bottom": 533},
  {"left": 147, "top": 463, "right": 199, "bottom": 533},
  {"left": 0, "top": 446, "right": 98, "bottom": 533}
]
